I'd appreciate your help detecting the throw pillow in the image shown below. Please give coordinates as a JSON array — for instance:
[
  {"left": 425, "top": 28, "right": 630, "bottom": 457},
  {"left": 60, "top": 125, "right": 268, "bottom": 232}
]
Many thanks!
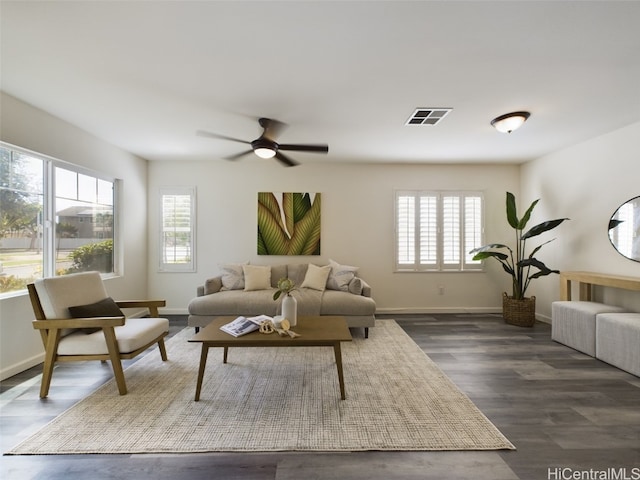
[
  {"left": 243, "top": 265, "right": 272, "bottom": 291},
  {"left": 68, "top": 297, "right": 124, "bottom": 334},
  {"left": 301, "top": 264, "right": 332, "bottom": 291},
  {"left": 326, "top": 259, "right": 359, "bottom": 291},
  {"left": 219, "top": 263, "right": 247, "bottom": 290},
  {"left": 348, "top": 277, "right": 364, "bottom": 295},
  {"left": 204, "top": 277, "right": 223, "bottom": 295}
]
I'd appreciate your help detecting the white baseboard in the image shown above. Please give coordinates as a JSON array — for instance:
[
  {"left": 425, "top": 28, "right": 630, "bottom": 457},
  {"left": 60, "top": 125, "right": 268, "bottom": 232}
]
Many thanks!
[
  {"left": 151, "top": 307, "right": 550, "bottom": 323},
  {"left": 536, "top": 314, "right": 551, "bottom": 324},
  {"left": 159, "top": 307, "right": 189, "bottom": 315},
  {"left": 1, "top": 353, "right": 44, "bottom": 382},
  {"left": 375, "top": 307, "right": 502, "bottom": 315}
]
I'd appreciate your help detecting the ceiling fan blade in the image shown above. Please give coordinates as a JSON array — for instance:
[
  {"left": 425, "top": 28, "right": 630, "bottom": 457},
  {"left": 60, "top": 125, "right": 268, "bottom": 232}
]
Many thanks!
[
  {"left": 224, "top": 149, "right": 254, "bottom": 161},
  {"left": 259, "top": 118, "right": 288, "bottom": 141},
  {"left": 196, "top": 130, "right": 251, "bottom": 145},
  {"left": 278, "top": 144, "right": 329, "bottom": 154},
  {"left": 275, "top": 151, "right": 299, "bottom": 167}
]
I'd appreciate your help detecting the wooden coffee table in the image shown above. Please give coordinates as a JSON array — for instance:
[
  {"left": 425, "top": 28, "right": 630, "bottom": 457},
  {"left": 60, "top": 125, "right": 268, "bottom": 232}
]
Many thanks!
[{"left": 188, "top": 315, "right": 353, "bottom": 401}]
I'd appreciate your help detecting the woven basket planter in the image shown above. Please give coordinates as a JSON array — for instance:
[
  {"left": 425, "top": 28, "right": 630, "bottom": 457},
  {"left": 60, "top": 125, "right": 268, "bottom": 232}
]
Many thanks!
[{"left": 502, "top": 292, "right": 536, "bottom": 327}]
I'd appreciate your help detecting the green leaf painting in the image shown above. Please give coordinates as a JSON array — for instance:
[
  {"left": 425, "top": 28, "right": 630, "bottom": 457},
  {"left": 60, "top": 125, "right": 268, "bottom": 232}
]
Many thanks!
[{"left": 258, "top": 192, "right": 321, "bottom": 255}]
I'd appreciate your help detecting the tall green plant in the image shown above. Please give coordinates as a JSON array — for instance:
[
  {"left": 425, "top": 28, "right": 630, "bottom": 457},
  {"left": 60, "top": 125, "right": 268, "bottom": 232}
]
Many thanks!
[{"left": 469, "top": 192, "right": 568, "bottom": 300}]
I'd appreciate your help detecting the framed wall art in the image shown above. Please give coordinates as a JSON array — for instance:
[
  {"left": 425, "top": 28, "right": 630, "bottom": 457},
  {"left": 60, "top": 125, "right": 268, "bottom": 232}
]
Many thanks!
[{"left": 257, "top": 192, "right": 321, "bottom": 255}]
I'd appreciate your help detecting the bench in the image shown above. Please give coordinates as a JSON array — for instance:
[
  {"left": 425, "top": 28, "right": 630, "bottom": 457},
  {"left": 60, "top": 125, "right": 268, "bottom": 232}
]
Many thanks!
[
  {"left": 552, "top": 272, "right": 640, "bottom": 377},
  {"left": 596, "top": 313, "right": 640, "bottom": 377}
]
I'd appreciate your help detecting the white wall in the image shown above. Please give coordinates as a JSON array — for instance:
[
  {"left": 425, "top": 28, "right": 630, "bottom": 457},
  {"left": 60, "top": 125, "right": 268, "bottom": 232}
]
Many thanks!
[
  {"left": 521, "top": 121, "right": 640, "bottom": 321},
  {"left": 5, "top": 92, "right": 636, "bottom": 380},
  {"left": 148, "top": 159, "right": 520, "bottom": 314},
  {"left": 0, "top": 93, "right": 151, "bottom": 380}
]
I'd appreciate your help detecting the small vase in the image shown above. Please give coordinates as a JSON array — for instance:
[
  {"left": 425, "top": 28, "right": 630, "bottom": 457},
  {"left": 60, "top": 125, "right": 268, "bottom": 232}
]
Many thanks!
[{"left": 282, "top": 293, "right": 297, "bottom": 327}]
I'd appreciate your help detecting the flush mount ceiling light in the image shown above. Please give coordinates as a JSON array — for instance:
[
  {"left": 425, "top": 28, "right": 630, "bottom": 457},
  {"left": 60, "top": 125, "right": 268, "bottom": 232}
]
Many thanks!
[{"left": 490, "top": 111, "right": 531, "bottom": 133}]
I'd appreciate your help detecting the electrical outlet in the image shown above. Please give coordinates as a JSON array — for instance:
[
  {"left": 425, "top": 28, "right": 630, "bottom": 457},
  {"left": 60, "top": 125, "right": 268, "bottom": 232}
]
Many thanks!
[{"left": 438, "top": 286, "right": 444, "bottom": 295}]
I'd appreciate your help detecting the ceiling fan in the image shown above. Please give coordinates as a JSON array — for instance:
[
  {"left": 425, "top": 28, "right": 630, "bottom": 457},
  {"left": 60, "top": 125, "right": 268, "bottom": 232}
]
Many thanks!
[{"left": 197, "top": 117, "right": 329, "bottom": 167}]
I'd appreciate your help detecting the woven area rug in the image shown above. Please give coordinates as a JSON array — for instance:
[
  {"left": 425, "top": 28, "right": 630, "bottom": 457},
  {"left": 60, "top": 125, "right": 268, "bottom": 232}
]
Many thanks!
[{"left": 7, "top": 320, "right": 514, "bottom": 454}]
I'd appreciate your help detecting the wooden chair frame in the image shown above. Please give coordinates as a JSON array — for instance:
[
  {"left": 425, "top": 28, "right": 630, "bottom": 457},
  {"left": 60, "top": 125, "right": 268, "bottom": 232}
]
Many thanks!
[{"left": 28, "top": 283, "right": 168, "bottom": 398}]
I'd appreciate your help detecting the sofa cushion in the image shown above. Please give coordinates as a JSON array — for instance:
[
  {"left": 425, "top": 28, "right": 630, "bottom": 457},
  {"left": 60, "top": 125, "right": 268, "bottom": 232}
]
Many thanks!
[
  {"left": 189, "top": 290, "right": 280, "bottom": 316},
  {"left": 270, "top": 265, "right": 288, "bottom": 287},
  {"left": 219, "top": 263, "right": 246, "bottom": 290},
  {"left": 286, "top": 264, "right": 308, "bottom": 287},
  {"left": 320, "top": 290, "right": 376, "bottom": 316},
  {"left": 327, "top": 259, "right": 359, "bottom": 291},
  {"left": 301, "top": 264, "right": 331, "bottom": 291},
  {"left": 243, "top": 265, "right": 271, "bottom": 291}
]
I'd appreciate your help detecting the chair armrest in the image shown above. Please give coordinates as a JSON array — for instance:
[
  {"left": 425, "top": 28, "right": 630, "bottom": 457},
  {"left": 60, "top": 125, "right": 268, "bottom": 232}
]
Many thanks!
[
  {"left": 32, "top": 316, "right": 125, "bottom": 330},
  {"left": 115, "top": 300, "right": 166, "bottom": 317}
]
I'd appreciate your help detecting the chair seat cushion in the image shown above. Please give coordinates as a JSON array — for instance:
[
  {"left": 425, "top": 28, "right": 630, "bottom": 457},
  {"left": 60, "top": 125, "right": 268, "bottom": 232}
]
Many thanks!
[{"left": 57, "top": 317, "right": 169, "bottom": 355}]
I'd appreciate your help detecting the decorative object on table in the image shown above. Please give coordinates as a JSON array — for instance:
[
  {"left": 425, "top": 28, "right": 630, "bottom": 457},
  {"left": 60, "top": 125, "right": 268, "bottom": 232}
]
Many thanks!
[
  {"left": 273, "top": 277, "right": 298, "bottom": 327},
  {"left": 470, "top": 192, "right": 569, "bottom": 327},
  {"left": 220, "top": 315, "right": 270, "bottom": 337},
  {"left": 258, "top": 318, "right": 300, "bottom": 338},
  {"left": 258, "top": 192, "right": 321, "bottom": 255}
]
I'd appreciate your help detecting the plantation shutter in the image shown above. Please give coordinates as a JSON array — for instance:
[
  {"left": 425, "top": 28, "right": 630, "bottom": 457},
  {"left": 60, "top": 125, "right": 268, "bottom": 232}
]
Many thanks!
[
  {"left": 419, "top": 195, "right": 437, "bottom": 267},
  {"left": 395, "top": 190, "right": 483, "bottom": 271},
  {"left": 159, "top": 186, "right": 196, "bottom": 272},
  {"left": 442, "top": 195, "right": 460, "bottom": 266},
  {"left": 464, "top": 195, "right": 483, "bottom": 267},
  {"left": 396, "top": 193, "right": 416, "bottom": 267}
]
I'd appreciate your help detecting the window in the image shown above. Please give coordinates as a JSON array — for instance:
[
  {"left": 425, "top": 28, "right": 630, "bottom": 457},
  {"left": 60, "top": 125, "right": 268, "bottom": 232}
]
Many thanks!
[
  {"left": 0, "top": 143, "right": 117, "bottom": 295},
  {"left": 395, "top": 191, "right": 483, "bottom": 271},
  {"left": 159, "top": 186, "right": 196, "bottom": 272}
]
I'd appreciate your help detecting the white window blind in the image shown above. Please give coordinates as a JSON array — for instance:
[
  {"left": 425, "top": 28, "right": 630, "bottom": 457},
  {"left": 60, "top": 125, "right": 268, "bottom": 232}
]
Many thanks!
[
  {"left": 159, "top": 186, "right": 196, "bottom": 272},
  {"left": 395, "top": 191, "right": 483, "bottom": 271}
]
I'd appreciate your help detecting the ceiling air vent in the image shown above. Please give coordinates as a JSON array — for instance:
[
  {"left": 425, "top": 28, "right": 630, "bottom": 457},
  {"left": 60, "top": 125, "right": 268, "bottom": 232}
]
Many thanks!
[{"left": 405, "top": 108, "right": 452, "bottom": 126}]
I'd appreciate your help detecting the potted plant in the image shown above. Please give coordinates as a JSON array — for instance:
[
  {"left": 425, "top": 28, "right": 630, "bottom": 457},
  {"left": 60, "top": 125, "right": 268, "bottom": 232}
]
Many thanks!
[{"left": 470, "top": 192, "right": 568, "bottom": 327}]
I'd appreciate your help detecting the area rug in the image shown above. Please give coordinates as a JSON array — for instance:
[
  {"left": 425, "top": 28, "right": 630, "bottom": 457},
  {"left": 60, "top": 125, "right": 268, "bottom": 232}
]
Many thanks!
[{"left": 7, "top": 320, "right": 514, "bottom": 454}]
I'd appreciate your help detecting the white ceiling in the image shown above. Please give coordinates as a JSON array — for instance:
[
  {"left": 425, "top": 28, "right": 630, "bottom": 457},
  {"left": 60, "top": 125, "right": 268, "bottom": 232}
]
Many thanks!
[{"left": 2, "top": 0, "right": 640, "bottom": 165}]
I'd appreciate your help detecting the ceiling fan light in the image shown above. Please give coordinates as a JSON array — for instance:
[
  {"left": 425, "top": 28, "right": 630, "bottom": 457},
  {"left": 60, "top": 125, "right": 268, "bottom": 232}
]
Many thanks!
[
  {"left": 254, "top": 147, "right": 276, "bottom": 159},
  {"left": 491, "top": 111, "right": 531, "bottom": 133}
]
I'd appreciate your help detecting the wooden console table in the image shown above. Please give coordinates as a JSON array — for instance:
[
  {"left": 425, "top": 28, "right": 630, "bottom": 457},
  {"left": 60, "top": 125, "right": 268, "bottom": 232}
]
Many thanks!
[{"left": 560, "top": 271, "right": 640, "bottom": 301}]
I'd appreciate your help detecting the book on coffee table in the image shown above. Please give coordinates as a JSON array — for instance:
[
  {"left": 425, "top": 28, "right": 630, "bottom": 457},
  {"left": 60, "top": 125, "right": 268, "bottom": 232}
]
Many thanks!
[{"left": 220, "top": 315, "right": 272, "bottom": 337}]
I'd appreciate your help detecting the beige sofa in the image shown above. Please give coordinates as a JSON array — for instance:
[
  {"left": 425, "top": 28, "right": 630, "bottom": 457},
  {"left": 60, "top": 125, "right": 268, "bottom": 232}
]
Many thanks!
[{"left": 188, "top": 262, "right": 376, "bottom": 337}]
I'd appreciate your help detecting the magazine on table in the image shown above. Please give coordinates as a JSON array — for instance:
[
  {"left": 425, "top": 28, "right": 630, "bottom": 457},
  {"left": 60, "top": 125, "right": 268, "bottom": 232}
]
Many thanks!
[{"left": 220, "top": 315, "right": 273, "bottom": 337}]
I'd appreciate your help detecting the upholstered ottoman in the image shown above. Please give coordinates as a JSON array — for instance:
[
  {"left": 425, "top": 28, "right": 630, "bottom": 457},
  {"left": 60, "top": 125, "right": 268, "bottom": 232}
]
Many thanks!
[
  {"left": 551, "top": 301, "right": 626, "bottom": 356},
  {"left": 596, "top": 313, "right": 640, "bottom": 377}
]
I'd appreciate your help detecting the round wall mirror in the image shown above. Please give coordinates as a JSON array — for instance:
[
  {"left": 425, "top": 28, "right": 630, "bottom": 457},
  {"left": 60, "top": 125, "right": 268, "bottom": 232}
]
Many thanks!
[{"left": 608, "top": 195, "right": 640, "bottom": 262}]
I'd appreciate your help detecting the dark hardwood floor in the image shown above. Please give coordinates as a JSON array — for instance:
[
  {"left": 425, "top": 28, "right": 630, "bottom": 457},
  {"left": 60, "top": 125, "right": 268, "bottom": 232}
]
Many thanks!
[{"left": 1, "top": 314, "right": 639, "bottom": 480}]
